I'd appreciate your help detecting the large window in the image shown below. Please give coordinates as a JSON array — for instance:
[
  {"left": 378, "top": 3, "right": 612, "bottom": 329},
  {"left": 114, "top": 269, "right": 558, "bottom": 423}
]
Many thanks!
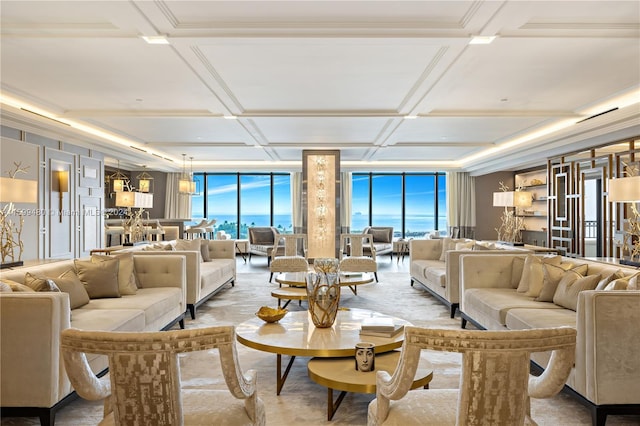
[
  {"left": 192, "top": 173, "right": 291, "bottom": 239},
  {"left": 351, "top": 173, "right": 446, "bottom": 239}
]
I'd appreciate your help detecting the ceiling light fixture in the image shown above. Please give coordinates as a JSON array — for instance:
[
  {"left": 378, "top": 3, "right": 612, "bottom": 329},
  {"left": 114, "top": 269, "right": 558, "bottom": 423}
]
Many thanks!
[
  {"left": 469, "top": 36, "right": 496, "bottom": 45},
  {"left": 224, "top": 115, "right": 238, "bottom": 120},
  {"left": 404, "top": 115, "right": 418, "bottom": 120},
  {"left": 141, "top": 35, "right": 170, "bottom": 45}
]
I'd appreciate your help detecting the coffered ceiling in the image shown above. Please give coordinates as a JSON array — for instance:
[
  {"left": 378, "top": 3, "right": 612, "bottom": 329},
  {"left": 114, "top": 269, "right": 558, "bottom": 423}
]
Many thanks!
[{"left": 1, "top": 1, "right": 639, "bottom": 175}]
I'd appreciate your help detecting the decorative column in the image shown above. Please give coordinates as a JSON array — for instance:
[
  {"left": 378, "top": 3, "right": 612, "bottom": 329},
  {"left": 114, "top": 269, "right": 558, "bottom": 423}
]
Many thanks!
[{"left": 302, "top": 150, "right": 341, "bottom": 259}]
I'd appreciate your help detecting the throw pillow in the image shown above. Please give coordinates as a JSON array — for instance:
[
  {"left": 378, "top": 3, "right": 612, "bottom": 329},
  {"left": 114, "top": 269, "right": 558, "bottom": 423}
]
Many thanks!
[
  {"left": 175, "top": 238, "right": 204, "bottom": 263},
  {"left": 74, "top": 258, "right": 121, "bottom": 299},
  {"left": 24, "top": 272, "right": 61, "bottom": 292},
  {"left": 628, "top": 274, "right": 639, "bottom": 290},
  {"left": 200, "top": 239, "right": 211, "bottom": 262},
  {"left": 455, "top": 241, "right": 474, "bottom": 251},
  {"left": 439, "top": 238, "right": 460, "bottom": 262},
  {"left": 517, "top": 255, "right": 562, "bottom": 294},
  {"left": 92, "top": 252, "right": 138, "bottom": 295},
  {"left": 51, "top": 269, "right": 91, "bottom": 309},
  {"left": 553, "top": 271, "right": 601, "bottom": 311},
  {"left": 0, "top": 278, "right": 34, "bottom": 292},
  {"left": 595, "top": 269, "right": 625, "bottom": 290},
  {"left": 368, "top": 228, "right": 391, "bottom": 243},
  {"left": 604, "top": 279, "right": 630, "bottom": 291},
  {"left": 511, "top": 257, "right": 526, "bottom": 288},
  {"left": 535, "top": 264, "right": 568, "bottom": 302}
]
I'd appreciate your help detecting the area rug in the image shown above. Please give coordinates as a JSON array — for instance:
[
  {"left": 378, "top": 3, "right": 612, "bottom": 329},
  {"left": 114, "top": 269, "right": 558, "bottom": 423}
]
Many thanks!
[{"left": 2, "top": 271, "right": 638, "bottom": 425}]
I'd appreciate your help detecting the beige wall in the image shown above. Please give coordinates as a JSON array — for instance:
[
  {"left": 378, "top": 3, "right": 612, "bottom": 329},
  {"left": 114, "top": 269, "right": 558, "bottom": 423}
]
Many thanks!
[{"left": 474, "top": 171, "right": 515, "bottom": 241}]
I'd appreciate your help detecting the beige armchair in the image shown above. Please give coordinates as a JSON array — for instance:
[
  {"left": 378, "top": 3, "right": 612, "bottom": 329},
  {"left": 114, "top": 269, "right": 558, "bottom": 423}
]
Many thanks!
[
  {"left": 339, "top": 233, "right": 378, "bottom": 282},
  {"left": 363, "top": 226, "right": 394, "bottom": 260},
  {"left": 61, "top": 325, "right": 266, "bottom": 426},
  {"left": 368, "top": 326, "right": 576, "bottom": 426},
  {"left": 269, "top": 233, "right": 309, "bottom": 282},
  {"left": 248, "top": 226, "right": 280, "bottom": 265}
]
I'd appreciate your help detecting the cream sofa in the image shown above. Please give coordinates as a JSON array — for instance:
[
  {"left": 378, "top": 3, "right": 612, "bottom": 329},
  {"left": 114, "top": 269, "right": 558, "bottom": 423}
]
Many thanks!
[
  {"left": 115, "top": 239, "right": 236, "bottom": 319},
  {"left": 0, "top": 254, "right": 187, "bottom": 425},
  {"left": 409, "top": 238, "right": 529, "bottom": 318},
  {"left": 459, "top": 253, "right": 640, "bottom": 425}
]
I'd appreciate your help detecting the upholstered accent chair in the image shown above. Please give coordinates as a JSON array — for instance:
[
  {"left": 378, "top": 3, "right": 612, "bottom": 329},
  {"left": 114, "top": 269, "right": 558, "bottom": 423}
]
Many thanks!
[
  {"left": 339, "top": 233, "right": 379, "bottom": 282},
  {"left": 368, "top": 326, "right": 576, "bottom": 426},
  {"left": 363, "top": 226, "right": 394, "bottom": 259},
  {"left": 248, "top": 226, "right": 280, "bottom": 265},
  {"left": 61, "top": 326, "right": 266, "bottom": 426},
  {"left": 184, "top": 219, "right": 208, "bottom": 239},
  {"left": 269, "top": 233, "right": 309, "bottom": 282}
]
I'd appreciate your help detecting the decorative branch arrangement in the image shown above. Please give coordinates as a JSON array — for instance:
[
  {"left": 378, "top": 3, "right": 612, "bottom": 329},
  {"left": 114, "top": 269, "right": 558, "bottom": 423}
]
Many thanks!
[
  {"left": 494, "top": 182, "right": 526, "bottom": 244},
  {"left": 617, "top": 162, "right": 640, "bottom": 263},
  {"left": 1, "top": 162, "right": 32, "bottom": 266}
]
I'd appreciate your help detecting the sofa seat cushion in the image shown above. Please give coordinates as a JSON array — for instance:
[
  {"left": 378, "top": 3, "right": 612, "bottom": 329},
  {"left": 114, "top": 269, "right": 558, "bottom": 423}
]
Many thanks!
[
  {"left": 71, "top": 308, "right": 145, "bottom": 332},
  {"left": 200, "top": 259, "right": 234, "bottom": 291},
  {"left": 411, "top": 260, "right": 444, "bottom": 280},
  {"left": 505, "top": 307, "right": 576, "bottom": 330},
  {"left": 425, "top": 267, "right": 446, "bottom": 288},
  {"left": 80, "top": 288, "right": 181, "bottom": 329},
  {"left": 464, "top": 288, "right": 562, "bottom": 326}
]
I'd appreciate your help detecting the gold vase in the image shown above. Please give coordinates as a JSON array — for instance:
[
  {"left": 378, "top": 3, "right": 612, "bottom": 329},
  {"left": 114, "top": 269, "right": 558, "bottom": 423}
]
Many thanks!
[{"left": 306, "top": 272, "right": 340, "bottom": 328}]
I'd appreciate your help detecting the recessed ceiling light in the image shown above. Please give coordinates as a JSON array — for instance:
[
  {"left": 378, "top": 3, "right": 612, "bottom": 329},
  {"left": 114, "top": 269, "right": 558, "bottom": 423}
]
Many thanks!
[
  {"left": 223, "top": 115, "right": 238, "bottom": 120},
  {"left": 404, "top": 115, "right": 418, "bottom": 120},
  {"left": 469, "top": 36, "right": 496, "bottom": 45},
  {"left": 141, "top": 35, "right": 170, "bottom": 45}
]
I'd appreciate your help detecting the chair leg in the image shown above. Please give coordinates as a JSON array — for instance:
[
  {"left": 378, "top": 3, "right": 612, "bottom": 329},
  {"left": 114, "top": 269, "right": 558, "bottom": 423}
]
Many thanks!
[
  {"left": 269, "top": 272, "right": 273, "bottom": 283},
  {"left": 374, "top": 272, "right": 378, "bottom": 282}
]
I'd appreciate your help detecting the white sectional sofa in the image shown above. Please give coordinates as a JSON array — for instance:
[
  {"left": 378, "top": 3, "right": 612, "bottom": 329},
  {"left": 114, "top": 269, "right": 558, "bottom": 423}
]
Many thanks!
[
  {"left": 459, "top": 253, "right": 640, "bottom": 425},
  {"left": 0, "top": 254, "right": 187, "bottom": 425},
  {"left": 409, "top": 238, "right": 529, "bottom": 317},
  {"left": 115, "top": 239, "right": 236, "bottom": 319}
]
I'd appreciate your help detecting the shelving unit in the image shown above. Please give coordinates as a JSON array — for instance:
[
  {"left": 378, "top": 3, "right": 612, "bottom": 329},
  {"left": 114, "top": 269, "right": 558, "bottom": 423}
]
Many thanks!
[{"left": 515, "top": 169, "right": 549, "bottom": 246}]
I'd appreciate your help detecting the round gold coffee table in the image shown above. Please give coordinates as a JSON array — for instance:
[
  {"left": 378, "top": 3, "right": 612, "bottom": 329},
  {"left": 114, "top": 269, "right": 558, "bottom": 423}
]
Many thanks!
[
  {"left": 275, "top": 271, "right": 374, "bottom": 295},
  {"left": 271, "top": 286, "right": 307, "bottom": 308},
  {"left": 308, "top": 350, "right": 433, "bottom": 420},
  {"left": 236, "top": 308, "right": 410, "bottom": 395}
]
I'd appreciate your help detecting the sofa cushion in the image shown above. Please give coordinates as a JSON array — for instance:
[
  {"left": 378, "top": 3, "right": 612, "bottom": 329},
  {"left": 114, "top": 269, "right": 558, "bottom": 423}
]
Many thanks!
[
  {"left": 52, "top": 269, "right": 90, "bottom": 309},
  {"left": 175, "top": 239, "right": 204, "bottom": 262},
  {"left": 439, "top": 238, "right": 466, "bottom": 262},
  {"left": 553, "top": 271, "right": 601, "bottom": 311},
  {"left": 1, "top": 278, "right": 34, "bottom": 292},
  {"left": 535, "top": 263, "right": 589, "bottom": 301},
  {"left": 199, "top": 239, "right": 211, "bottom": 262},
  {"left": 464, "top": 288, "right": 562, "bottom": 326},
  {"left": 505, "top": 307, "right": 576, "bottom": 330},
  {"left": 517, "top": 255, "right": 561, "bottom": 294},
  {"left": 74, "top": 258, "right": 121, "bottom": 299},
  {"left": 24, "top": 272, "right": 61, "bottom": 292},
  {"left": 82, "top": 287, "right": 182, "bottom": 328},
  {"left": 595, "top": 269, "right": 626, "bottom": 290},
  {"left": 71, "top": 308, "right": 145, "bottom": 332},
  {"left": 92, "top": 252, "right": 138, "bottom": 294},
  {"left": 424, "top": 267, "right": 447, "bottom": 288}
]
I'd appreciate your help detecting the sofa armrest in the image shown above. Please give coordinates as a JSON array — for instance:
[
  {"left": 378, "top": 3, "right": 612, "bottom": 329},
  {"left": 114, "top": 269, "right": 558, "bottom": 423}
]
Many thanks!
[
  {"left": 0, "top": 292, "right": 71, "bottom": 407},
  {"left": 133, "top": 255, "right": 187, "bottom": 307},
  {"left": 409, "top": 239, "right": 442, "bottom": 262},
  {"left": 207, "top": 240, "right": 235, "bottom": 260},
  {"left": 575, "top": 290, "right": 640, "bottom": 405}
]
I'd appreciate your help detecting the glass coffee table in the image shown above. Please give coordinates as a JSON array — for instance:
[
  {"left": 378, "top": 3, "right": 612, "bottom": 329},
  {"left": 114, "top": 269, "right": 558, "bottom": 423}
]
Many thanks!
[
  {"left": 308, "top": 350, "right": 433, "bottom": 420},
  {"left": 236, "top": 308, "right": 410, "bottom": 395}
]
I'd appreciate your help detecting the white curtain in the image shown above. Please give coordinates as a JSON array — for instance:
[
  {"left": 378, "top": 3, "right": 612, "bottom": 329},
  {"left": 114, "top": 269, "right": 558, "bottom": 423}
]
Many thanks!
[
  {"left": 340, "top": 171, "right": 352, "bottom": 233},
  {"left": 165, "top": 173, "right": 192, "bottom": 220},
  {"left": 291, "top": 172, "right": 303, "bottom": 233},
  {"left": 446, "top": 172, "right": 476, "bottom": 238}
]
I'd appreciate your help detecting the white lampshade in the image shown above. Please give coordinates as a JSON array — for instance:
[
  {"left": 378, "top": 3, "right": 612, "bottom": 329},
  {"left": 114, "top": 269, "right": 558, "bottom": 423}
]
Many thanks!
[
  {"left": 179, "top": 178, "right": 192, "bottom": 194},
  {"left": 493, "top": 191, "right": 532, "bottom": 208},
  {"left": 116, "top": 192, "right": 153, "bottom": 208},
  {"left": 608, "top": 176, "right": 640, "bottom": 202},
  {"left": 0, "top": 177, "right": 38, "bottom": 204}
]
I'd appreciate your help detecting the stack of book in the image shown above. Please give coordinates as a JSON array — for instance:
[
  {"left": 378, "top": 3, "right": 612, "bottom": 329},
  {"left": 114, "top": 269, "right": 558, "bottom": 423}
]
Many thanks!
[{"left": 359, "top": 317, "right": 404, "bottom": 338}]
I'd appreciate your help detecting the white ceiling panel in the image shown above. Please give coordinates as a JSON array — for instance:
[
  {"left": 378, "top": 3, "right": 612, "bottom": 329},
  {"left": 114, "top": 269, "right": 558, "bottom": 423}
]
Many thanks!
[{"left": 0, "top": 1, "right": 638, "bottom": 174}]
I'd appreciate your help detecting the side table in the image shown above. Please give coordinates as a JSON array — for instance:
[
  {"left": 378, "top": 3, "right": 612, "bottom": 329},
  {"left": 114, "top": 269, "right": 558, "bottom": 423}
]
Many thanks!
[{"left": 307, "top": 350, "right": 433, "bottom": 420}]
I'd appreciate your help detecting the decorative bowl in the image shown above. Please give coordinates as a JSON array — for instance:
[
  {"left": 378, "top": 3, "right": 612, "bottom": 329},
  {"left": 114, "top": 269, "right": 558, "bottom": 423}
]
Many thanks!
[{"left": 256, "top": 306, "right": 288, "bottom": 323}]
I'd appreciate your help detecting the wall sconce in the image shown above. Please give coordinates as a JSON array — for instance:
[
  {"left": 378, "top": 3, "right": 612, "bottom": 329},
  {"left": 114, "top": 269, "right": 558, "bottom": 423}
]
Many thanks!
[
  {"left": 608, "top": 174, "right": 640, "bottom": 266},
  {"left": 493, "top": 183, "right": 532, "bottom": 246},
  {"left": 0, "top": 163, "right": 38, "bottom": 268},
  {"left": 56, "top": 170, "right": 69, "bottom": 223}
]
